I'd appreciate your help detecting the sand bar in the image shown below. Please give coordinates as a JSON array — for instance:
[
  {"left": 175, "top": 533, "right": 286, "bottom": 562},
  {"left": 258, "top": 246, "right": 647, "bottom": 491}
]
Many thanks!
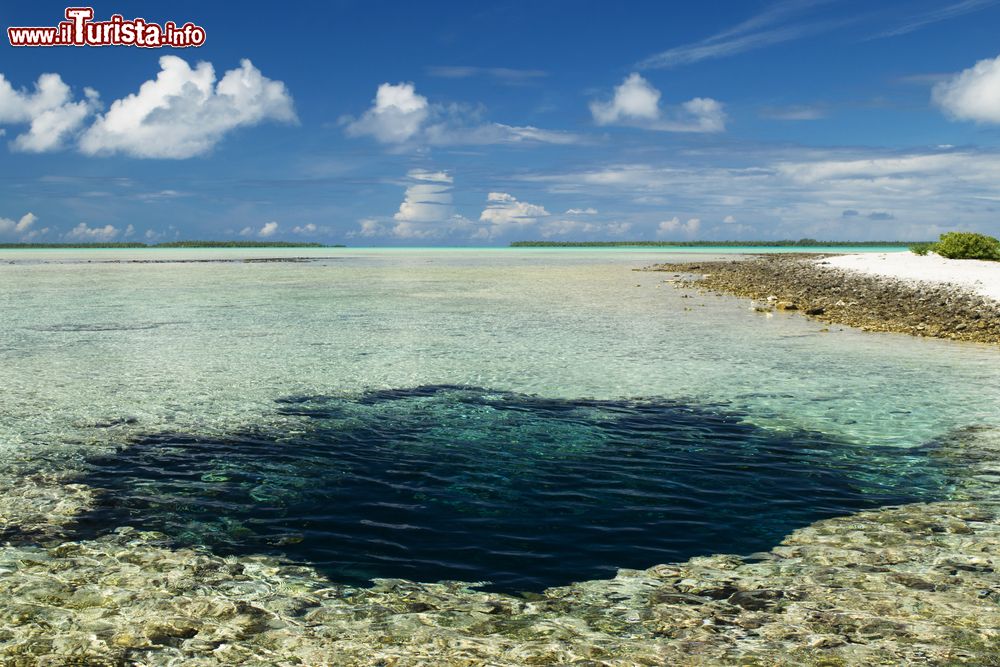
[{"left": 822, "top": 252, "right": 1000, "bottom": 303}]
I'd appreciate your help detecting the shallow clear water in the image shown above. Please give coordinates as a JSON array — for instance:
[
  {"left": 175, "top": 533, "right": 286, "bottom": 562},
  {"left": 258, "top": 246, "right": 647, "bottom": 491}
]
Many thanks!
[
  {"left": 74, "top": 386, "right": 947, "bottom": 591},
  {"left": 0, "top": 248, "right": 997, "bottom": 589}
]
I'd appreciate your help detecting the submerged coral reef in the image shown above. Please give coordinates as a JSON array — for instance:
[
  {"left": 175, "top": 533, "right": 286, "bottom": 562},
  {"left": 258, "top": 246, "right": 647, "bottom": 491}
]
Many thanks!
[
  {"left": 0, "top": 502, "right": 997, "bottom": 665},
  {"left": 0, "top": 425, "right": 997, "bottom": 665}
]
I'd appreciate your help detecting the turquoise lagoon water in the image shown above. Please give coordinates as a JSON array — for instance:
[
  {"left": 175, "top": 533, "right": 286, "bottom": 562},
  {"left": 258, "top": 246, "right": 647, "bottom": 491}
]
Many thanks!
[{"left": 0, "top": 247, "right": 996, "bottom": 590}]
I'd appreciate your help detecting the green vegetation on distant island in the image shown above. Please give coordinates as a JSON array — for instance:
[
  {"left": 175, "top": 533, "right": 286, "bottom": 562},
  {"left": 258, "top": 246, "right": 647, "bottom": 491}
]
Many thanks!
[
  {"left": 0, "top": 241, "right": 344, "bottom": 249},
  {"left": 0, "top": 242, "right": 148, "bottom": 249},
  {"left": 510, "top": 239, "right": 917, "bottom": 247},
  {"left": 910, "top": 232, "right": 1000, "bottom": 261}
]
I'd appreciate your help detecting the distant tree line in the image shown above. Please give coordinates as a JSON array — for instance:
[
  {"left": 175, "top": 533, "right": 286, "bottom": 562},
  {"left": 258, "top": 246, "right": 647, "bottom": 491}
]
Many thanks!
[
  {"left": 0, "top": 242, "right": 148, "bottom": 248},
  {"left": 509, "top": 239, "right": 920, "bottom": 247}
]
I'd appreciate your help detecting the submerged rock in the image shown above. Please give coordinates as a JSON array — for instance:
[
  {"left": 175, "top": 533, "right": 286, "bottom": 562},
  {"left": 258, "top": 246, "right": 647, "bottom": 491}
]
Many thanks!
[{"left": 0, "top": 498, "right": 996, "bottom": 665}]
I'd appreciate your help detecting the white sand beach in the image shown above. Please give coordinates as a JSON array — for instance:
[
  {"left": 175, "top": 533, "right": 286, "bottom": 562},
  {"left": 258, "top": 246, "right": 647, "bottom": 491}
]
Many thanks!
[{"left": 822, "top": 252, "right": 1000, "bottom": 303}]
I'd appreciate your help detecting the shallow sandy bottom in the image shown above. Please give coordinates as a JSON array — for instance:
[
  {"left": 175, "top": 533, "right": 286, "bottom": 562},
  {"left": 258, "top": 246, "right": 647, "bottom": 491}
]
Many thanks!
[{"left": 822, "top": 252, "right": 1000, "bottom": 302}]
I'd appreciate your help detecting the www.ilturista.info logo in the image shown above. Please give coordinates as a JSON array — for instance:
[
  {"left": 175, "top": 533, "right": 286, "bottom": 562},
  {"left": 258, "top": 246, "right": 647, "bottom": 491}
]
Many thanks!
[{"left": 7, "top": 7, "right": 206, "bottom": 48}]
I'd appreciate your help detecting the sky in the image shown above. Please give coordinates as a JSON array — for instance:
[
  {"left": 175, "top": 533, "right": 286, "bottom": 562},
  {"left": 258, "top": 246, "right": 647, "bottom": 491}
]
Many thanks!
[{"left": 1, "top": 0, "right": 1000, "bottom": 245}]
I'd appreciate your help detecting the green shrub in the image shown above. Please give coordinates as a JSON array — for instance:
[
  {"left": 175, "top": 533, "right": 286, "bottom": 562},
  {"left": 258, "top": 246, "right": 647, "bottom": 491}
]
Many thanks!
[
  {"left": 932, "top": 232, "right": 1000, "bottom": 261},
  {"left": 909, "top": 242, "right": 934, "bottom": 256}
]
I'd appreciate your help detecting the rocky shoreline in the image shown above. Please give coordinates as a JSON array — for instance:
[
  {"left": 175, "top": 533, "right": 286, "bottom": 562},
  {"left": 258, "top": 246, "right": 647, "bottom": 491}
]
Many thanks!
[{"left": 645, "top": 254, "right": 1000, "bottom": 345}]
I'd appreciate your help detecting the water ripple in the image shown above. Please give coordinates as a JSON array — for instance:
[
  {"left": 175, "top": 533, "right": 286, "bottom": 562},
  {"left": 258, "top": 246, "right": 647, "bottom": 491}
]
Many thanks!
[{"left": 71, "top": 385, "right": 948, "bottom": 592}]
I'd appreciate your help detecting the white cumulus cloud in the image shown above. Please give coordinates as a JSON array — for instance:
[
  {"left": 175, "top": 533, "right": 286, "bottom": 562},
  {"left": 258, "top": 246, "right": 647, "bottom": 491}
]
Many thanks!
[
  {"left": 0, "top": 73, "right": 98, "bottom": 152},
  {"left": 480, "top": 192, "right": 550, "bottom": 226},
  {"left": 657, "top": 217, "right": 702, "bottom": 236},
  {"left": 590, "top": 73, "right": 725, "bottom": 132},
  {"left": 79, "top": 56, "right": 296, "bottom": 158},
  {"left": 0, "top": 212, "right": 47, "bottom": 239},
  {"left": 476, "top": 192, "right": 550, "bottom": 238},
  {"left": 390, "top": 221, "right": 443, "bottom": 239},
  {"left": 933, "top": 53, "right": 1000, "bottom": 124},
  {"left": 0, "top": 212, "right": 37, "bottom": 234},
  {"left": 591, "top": 73, "right": 660, "bottom": 124},
  {"left": 539, "top": 219, "right": 631, "bottom": 238},
  {"left": 349, "top": 170, "right": 475, "bottom": 240},
  {"left": 385, "top": 170, "right": 476, "bottom": 239},
  {"left": 240, "top": 222, "right": 280, "bottom": 238},
  {"left": 344, "top": 82, "right": 429, "bottom": 144},
  {"left": 352, "top": 218, "right": 385, "bottom": 238},
  {"left": 344, "top": 82, "right": 579, "bottom": 146},
  {"left": 66, "top": 222, "right": 118, "bottom": 241},
  {"left": 395, "top": 169, "right": 455, "bottom": 224}
]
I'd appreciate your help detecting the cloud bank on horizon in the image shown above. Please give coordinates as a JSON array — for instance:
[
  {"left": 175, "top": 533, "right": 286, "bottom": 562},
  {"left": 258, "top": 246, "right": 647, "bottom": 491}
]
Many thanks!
[{"left": 1, "top": 0, "right": 1000, "bottom": 244}]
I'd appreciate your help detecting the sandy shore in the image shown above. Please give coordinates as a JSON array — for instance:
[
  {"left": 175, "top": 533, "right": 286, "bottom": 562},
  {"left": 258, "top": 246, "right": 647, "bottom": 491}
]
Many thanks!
[{"left": 823, "top": 252, "right": 1000, "bottom": 303}]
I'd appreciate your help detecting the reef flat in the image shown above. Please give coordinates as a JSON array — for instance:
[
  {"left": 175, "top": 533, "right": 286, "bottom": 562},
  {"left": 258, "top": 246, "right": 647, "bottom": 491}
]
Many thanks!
[
  {"left": 0, "top": 504, "right": 996, "bottom": 665},
  {"left": 0, "top": 427, "right": 997, "bottom": 666},
  {"left": 646, "top": 254, "right": 1000, "bottom": 345}
]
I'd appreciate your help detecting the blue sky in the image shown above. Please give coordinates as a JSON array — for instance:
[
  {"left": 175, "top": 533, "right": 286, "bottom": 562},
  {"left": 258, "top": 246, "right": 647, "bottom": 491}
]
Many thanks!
[{"left": 1, "top": 0, "right": 1000, "bottom": 244}]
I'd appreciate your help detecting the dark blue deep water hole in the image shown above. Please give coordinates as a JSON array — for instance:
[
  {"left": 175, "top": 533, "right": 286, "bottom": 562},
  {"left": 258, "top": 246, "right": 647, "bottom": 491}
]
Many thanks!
[{"left": 75, "top": 386, "right": 947, "bottom": 591}]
